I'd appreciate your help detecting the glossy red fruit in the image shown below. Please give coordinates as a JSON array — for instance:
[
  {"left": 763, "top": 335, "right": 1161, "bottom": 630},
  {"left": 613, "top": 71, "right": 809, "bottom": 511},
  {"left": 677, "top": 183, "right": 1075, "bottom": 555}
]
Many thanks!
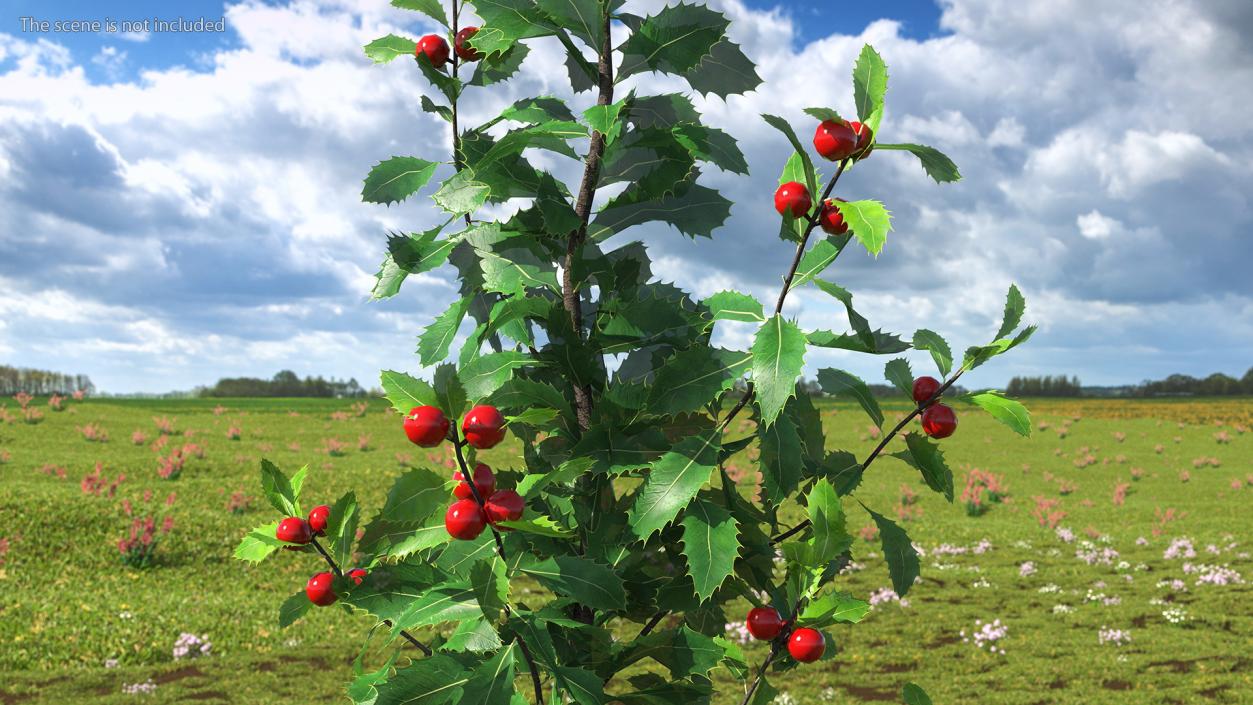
[
  {"left": 462, "top": 405, "right": 506, "bottom": 449},
  {"left": 849, "top": 120, "right": 874, "bottom": 158},
  {"left": 774, "top": 182, "right": 812, "bottom": 218},
  {"left": 416, "top": 34, "right": 450, "bottom": 69},
  {"left": 445, "top": 499, "right": 487, "bottom": 540},
  {"left": 306, "top": 571, "right": 337, "bottom": 606},
  {"left": 307, "top": 505, "right": 331, "bottom": 536},
  {"left": 818, "top": 199, "right": 848, "bottom": 235},
  {"left": 454, "top": 26, "right": 482, "bottom": 61},
  {"left": 788, "top": 628, "right": 826, "bottom": 663},
  {"left": 921, "top": 403, "right": 958, "bottom": 439},
  {"left": 275, "top": 517, "right": 312, "bottom": 544},
  {"left": 453, "top": 463, "right": 496, "bottom": 500},
  {"left": 485, "top": 489, "right": 525, "bottom": 525},
  {"left": 347, "top": 568, "right": 368, "bottom": 586},
  {"left": 746, "top": 607, "right": 785, "bottom": 641},
  {"left": 814, "top": 119, "right": 859, "bottom": 161},
  {"left": 912, "top": 376, "right": 942, "bottom": 404},
  {"left": 404, "top": 406, "right": 449, "bottom": 447}
]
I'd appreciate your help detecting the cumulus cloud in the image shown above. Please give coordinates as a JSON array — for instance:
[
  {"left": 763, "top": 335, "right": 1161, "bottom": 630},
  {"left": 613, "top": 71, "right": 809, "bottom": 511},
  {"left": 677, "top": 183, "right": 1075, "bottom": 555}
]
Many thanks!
[{"left": 0, "top": 0, "right": 1250, "bottom": 393}]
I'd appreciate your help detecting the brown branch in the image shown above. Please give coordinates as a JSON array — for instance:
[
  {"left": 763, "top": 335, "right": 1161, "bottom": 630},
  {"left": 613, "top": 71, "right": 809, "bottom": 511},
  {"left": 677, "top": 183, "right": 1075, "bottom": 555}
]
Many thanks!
[
  {"left": 309, "top": 537, "right": 433, "bottom": 656},
  {"left": 561, "top": 11, "right": 615, "bottom": 433}
]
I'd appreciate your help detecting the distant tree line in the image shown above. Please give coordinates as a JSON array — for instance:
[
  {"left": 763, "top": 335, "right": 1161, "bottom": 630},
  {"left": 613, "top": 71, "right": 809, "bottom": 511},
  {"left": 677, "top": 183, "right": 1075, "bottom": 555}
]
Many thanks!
[
  {"left": 198, "top": 370, "right": 367, "bottom": 398},
  {"left": 1131, "top": 369, "right": 1253, "bottom": 397},
  {"left": 1006, "top": 375, "right": 1083, "bottom": 397},
  {"left": 0, "top": 365, "right": 94, "bottom": 395}
]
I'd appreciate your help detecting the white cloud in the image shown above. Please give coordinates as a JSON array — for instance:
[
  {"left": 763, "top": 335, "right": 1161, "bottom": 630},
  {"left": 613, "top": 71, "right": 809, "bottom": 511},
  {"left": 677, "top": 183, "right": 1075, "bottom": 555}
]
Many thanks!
[{"left": 1076, "top": 210, "right": 1120, "bottom": 240}]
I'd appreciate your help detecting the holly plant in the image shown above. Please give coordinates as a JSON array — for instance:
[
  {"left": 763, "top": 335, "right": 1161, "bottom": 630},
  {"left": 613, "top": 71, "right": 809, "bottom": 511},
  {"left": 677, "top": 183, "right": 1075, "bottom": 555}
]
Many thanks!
[{"left": 236, "top": 1, "right": 1035, "bottom": 703}]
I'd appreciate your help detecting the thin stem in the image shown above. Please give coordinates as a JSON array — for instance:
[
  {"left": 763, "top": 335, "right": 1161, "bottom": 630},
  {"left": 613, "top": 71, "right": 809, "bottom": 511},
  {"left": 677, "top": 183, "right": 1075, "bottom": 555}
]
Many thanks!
[
  {"left": 309, "top": 537, "right": 433, "bottom": 656},
  {"left": 767, "top": 369, "right": 967, "bottom": 544},
  {"left": 637, "top": 611, "right": 667, "bottom": 639},
  {"left": 738, "top": 644, "right": 781, "bottom": 705}
]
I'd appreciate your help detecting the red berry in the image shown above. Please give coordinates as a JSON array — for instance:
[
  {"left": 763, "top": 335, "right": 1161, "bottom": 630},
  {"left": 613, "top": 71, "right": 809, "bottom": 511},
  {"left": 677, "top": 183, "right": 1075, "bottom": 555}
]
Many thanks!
[
  {"left": 912, "top": 376, "right": 942, "bottom": 404},
  {"left": 404, "top": 406, "right": 449, "bottom": 447},
  {"left": 445, "top": 499, "right": 487, "bottom": 540},
  {"left": 454, "top": 26, "right": 482, "bottom": 61},
  {"left": 307, "top": 505, "right": 330, "bottom": 536},
  {"left": 787, "top": 628, "right": 826, "bottom": 663},
  {"left": 306, "top": 571, "right": 337, "bottom": 606},
  {"left": 774, "top": 182, "right": 812, "bottom": 218},
  {"left": 818, "top": 199, "right": 848, "bottom": 235},
  {"left": 275, "top": 517, "right": 312, "bottom": 544},
  {"left": 921, "top": 403, "right": 958, "bottom": 439},
  {"left": 485, "top": 489, "right": 525, "bottom": 525},
  {"left": 462, "top": 405, "right": 506, "bottom": 449},
  {"left": 813, "top": 119, "right": 859, "bottom": 161},
  {"left": 416, "top": 34, "right": 450, "bottom": 69},
  {"left": 453, "top": 463, "right": 496, "bottom": 500},
  {"left": 746, "top": 607, "right": 785, "bottom": 641},
  {"left": 347, "top": 568, "right": 368, "bottom": 586},
  {"left": 849, "top": 120, "right": 874, "bottom": 158}
]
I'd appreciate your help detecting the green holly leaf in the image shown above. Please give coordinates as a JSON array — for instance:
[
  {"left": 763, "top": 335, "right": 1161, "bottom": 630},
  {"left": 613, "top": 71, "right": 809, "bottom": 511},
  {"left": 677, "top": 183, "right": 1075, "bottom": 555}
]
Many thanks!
[
  {"left": 762, "top": 114, "right": 817, "bottom": 197},
  {"left": 807, "top": 479, "right": 850, "bottom": 563},
  {"left": 392, "top": 580, "right": 483, "bottom": 631},
  {"left": 495, "top": 515, "right": 573, "bottom": 537},
  {"left": 591, "top": 182, "right": 732, "bottom": 239},
  {"left": 803, "top": 107, "right": 843, "bottom": 122},
  {"left": 583, "top": 95, "right": 629, "bottom": 145},
  {"left": 751, "top": 315, "right": 807, "bottom": 428},
  {"left": 459, "top": 350, "right": 531, "bottom": 400},
  {"left": 837, "top": 199, "right": 892, "bottom": 256},
  {"left": 443, "top": 617, "right": 503, "bottom": 653},
  {"left": 362, "top": 156, "right": 439, "bottom": 205},
  {"left": 852, "top": 44, "right": 888, "bottom": 124},
  {"left": 864, "top": 505, "right": 920, "bottom": 597},
  {"left": 417, "top": 296, "right": 469, "bottom": 366},
  {"left": 472, "top": 0, "right": 559, "bottom": 57},
  {"left": 259, "top": 459, "right": 300, "bottom": 516},
  {"left": 799, "top": 591, "right": 870, "bottom": 626},
  {"left": 469, "top": 43, "right": 531, "bottom": 86},
  {"left": 277, "top": 590, "right": 310, "bottom": 628},
  {"left": 235, "top": 521, "right": 283, "bottom": 563},
  {"left": 807, "top": 329, "right": 909, "bottom": 355},
  {"left": 420, "top": 95, "right": 452, "bottom": 122},
  {"left": 629, "top": 431, "right": 721, "bottom": 539},
  {"left": 681, "top": 498, "right": 739, "bottom": 602},
  {"left": 884, "top": 358, "right": 914, "bottom": 396},
  {"left": 391, "top": 0, "right": 448, "bottom": 27},
  {"left": 671, "top": 124, "right": 748, "bottom": 175},
  {"left": 646, "top": 347, "right": 749, "bottom": 416},
  {"left": 415, "top": 56, "right": 462, "bottom": 101},
  {"left": 373, "top": 654, "right": 469, "bottom": 705},
  {"left": 520, "top": 555, "right": 627, "bottom": 612},
  {"left": 326, "top": 491, "right": 359, "bottom": 568},
  {"left": 903, "top": 683, "right": 934, "bottom": 705},
  {"left": 377, "top": 468, "right": 447, "bottom": 524},
  {"left": 554, "top": 666, "right": 608, "bottom": 705},
  {"left": 758, "top": 413, "right": 803, "bottom": 504},
  {"left": 363, "top": 34, "right": 418, "bottom": 64},
  {"left": 874, "top": 143, "right": 961, "bottom": 183},
  {"left": 791, "top": 233, "right": 851, "bottom": 289},
  {"left": 963, "top": 390, "right": 1031, "bottom": 437},
  {"left": 996, "top": 283, "right": 1026, "bottom": 340},
  {"left": 962, "top": 325, "right": 1036, "bottom": 371},
  {"left": 379, "top": 370, "right": 438, "bottom": 413},
  {"left": 537, "top": 0, "right": 605, "bottom": 52},
  {"left": 432, "top": 168, "right": 490, "bottom": 216},
  {"left": 817, "top": 368, "right": 883, "bottom": 428},
  {"left": 911, "top": 329, "right": 952, "bottom": 377},
  {"left": 498, "top": 96, "right": 577, "bottom": 124},
  {"left": 619, "top": 3, "right": 728, "bottom": 79},
  {"left": 705, "top": 290, "right": 764, "bottom": 323},
  {"left": 812, "top": 279, "right": 873, "bottom": 346},
  {"left": 684, "top": 39, "right": 762, "bottom": 98},
  {"left": 894, "top": 433, "right": 954, "bottom": 501}
]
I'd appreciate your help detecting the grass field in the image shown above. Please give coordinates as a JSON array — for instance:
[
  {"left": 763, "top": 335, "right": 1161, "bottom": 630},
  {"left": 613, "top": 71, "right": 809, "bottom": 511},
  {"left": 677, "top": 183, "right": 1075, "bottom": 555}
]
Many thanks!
[{"left": 0, "top": 395, "right": 1249, "bottom": 704}]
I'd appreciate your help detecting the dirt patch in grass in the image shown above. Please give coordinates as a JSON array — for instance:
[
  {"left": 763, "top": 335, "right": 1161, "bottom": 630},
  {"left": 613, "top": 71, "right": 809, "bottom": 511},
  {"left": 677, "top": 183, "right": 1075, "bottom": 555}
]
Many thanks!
[
  {"left": 1102, "top": 680, "right": 1132, "bottom": 691},
  {"left": 841, "top": 684, "right": 897, "bottom": 701},
  {"left": 154, "top": 665, "right": 207, "bottom": 684}
]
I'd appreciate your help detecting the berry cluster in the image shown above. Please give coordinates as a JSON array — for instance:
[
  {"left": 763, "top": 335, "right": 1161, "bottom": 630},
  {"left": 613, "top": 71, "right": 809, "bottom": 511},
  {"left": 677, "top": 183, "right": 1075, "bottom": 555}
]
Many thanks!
[
  {"left": 744, "top": 606, "right": 827, "bottom": 663},
  {"left": 415, "top": 26, "right": 483, "bottom": 69},
  {"left": 403, "top": 404, "right": 523, "bottom": 540},
  {"left": 274, "top": 504, "right": 369, "bottom": 607},
  {"left": 773, "top": 117, "right": 875, "bottom": 228},
  {"left": 912, "top": 376, "right": 958, "bottom": 439}
]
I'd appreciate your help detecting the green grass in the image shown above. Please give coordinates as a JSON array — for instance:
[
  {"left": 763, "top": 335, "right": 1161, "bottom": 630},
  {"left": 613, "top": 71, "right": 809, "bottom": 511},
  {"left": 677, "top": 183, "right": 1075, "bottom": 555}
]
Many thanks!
[{"left": 0, "top": 396, "right": 1249, "bottom": 704}]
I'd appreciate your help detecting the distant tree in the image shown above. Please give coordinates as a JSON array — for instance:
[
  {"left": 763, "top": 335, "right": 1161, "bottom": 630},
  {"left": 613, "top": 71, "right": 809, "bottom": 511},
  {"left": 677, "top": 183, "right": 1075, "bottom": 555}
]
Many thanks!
[
  {"left": 199, "top": 371, "right": 368, "bottom": 398},
  {"left": 1006, "top": 375, "right": 1082, "bottom": 397},
  {"left": 0, "top": 365, "right": 95, "bottom": 395}
]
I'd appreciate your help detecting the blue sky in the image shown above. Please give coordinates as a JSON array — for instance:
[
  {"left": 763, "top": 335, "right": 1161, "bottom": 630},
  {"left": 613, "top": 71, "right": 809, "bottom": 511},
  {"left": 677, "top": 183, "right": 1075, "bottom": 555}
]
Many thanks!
[{"left": 2, "top": 0, "right": 1252, "bottom": 393}]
